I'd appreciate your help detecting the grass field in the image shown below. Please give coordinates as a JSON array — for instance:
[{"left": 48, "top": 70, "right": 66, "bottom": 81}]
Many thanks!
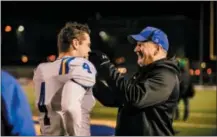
[{"left": 23, "top": 84, "right": 217, "bottom": 136}]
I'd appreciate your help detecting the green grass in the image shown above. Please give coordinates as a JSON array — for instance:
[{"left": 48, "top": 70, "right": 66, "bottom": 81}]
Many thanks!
[
  {"left": 23, "top": 84, "right": 216, "bottom": 136},
  {"left": 23, "top": 86, "right": 39, "bottom": 115},
  {"left": 175, "top": 127, "right": 216, "bottom": 136},
  {"left": 179, "top": 90, "right": 216, "bottom": 114}
]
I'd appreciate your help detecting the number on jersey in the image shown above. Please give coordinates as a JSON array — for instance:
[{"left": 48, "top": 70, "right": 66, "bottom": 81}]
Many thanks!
[{"left": 82, "top": 62, "right": 92, "bottom": 74}]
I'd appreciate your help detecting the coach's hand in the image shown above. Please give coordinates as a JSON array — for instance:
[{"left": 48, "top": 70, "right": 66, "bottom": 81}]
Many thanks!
[{"left": 88, "top": 50, "right": 111, "bottom": 69}]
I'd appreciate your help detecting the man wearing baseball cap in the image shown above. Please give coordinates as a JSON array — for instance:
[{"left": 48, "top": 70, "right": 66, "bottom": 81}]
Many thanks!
[{"left": 89, "top": 26, "right": 180, "bottom": 135}]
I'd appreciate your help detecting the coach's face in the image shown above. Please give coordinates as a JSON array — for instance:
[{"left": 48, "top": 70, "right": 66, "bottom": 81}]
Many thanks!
[{"left": 134, "top": 41, "right": 157, "bottom": 66}]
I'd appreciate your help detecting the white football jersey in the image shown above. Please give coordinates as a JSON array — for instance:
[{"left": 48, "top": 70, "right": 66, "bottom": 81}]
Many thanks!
[{"left": 33, "top": 56, "right": 97, "bottom": 136}]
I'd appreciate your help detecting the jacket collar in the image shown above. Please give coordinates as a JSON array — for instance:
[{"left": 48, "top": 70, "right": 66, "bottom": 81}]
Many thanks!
[{"left": 139, "top": 58, "right": 167, "bottom": 73}]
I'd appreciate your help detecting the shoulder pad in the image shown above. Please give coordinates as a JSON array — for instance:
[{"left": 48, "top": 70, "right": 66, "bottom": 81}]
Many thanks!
[{"left": 58, "top": 57, "right": 97, "bottom": 87}]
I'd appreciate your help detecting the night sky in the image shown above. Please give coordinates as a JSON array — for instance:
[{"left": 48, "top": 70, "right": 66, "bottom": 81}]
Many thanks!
[{"left": 1, "top": 1, "right": 216, "bottom": 70}]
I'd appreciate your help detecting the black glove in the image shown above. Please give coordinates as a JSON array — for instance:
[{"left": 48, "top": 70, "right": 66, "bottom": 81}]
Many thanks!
[{"left": 88, "top": 50, "right": 111, "bottom": 70}]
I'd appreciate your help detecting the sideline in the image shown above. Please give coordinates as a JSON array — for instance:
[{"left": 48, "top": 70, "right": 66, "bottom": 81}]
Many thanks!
[{"left": 33, "top": 116, "right": 216, "bottom": 136}]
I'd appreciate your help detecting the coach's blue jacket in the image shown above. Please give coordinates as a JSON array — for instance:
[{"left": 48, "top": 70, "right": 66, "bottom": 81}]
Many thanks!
[{"left": 1, "top": 70, "right": 36, "bottom": 136}]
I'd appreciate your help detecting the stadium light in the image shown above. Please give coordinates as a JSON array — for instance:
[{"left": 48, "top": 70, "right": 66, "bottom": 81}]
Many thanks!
[
  {"left": 21, "top": 55, "right": 28, "bottom": 63},
  {"left": 5, "top": 25, "right": 12, "bottom": 32},
  {"left": 189, "top": 69, "right": 194, "bottom": 76},
  {"left": 99, "top": 31, "right": 109, "bottom": 41},
  {"left": 201, "top": 62, "right": 206, "bottom": 69},
  {"left": 195, "top": 69, "right": 201, "bottom": 76},
  {"left": 18, "top": 25, "right": 24, "bottom": 32},
  {"left": 207, "top": 68, "right": 212, "bottom": 75}
]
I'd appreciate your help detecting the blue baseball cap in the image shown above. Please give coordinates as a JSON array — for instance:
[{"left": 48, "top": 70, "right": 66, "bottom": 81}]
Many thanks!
[{"left": 128, "top": 26, "right": 169, "bottom": 51}]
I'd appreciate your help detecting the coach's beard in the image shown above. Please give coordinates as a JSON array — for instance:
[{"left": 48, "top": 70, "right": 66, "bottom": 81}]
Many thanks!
[{"left": 137, "top": 51, "right": 153, "bottom": 67}]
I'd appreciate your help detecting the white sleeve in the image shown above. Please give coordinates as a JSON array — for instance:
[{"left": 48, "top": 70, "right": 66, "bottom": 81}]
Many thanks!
[
  {"left": 61, "top": 80, "right": 86, "bottom": 136},
  {"left": 57, "top": 57, "right": 97, "bottom": 88}
]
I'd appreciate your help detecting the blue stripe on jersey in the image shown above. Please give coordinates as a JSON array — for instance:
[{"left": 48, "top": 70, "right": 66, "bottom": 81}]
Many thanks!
[
  {"left": 65, "top": 57, "right": 75, "bottom": 74},
  {"left": 37, "top": 82, "right": 50, "bottom": 125},
  {"left": 59, "top": 57, "right": 75, "bottom": 75},
  {"left": 38, "top": 82, "right": 44, "bottom": 112},
  {"left": 59, "top": 58, "right": 65, "bottom": 75},
  {"left": 41, "top": 82, "right": 45, "bottom": 106}
]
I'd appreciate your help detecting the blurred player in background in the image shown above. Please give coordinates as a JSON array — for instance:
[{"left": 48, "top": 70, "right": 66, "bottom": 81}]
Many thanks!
[
  {"left": 1, "top": 70, "right": 36, "bottom": 136},
  {"left": 175, "top": 58, "right": 195, "bottom": 121},
  {"left": 33, "top": 22, "right": 97, "bottom": 136}
]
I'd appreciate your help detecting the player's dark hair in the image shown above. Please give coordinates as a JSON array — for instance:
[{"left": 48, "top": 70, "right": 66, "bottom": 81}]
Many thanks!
[{"left": 57, "top": 22, "right": 91, "bottom": 53}]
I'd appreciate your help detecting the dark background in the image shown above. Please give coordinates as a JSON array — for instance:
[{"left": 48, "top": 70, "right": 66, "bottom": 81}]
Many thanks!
[{"left": 1, "top": 1, "right": 216, "bottom": 78}]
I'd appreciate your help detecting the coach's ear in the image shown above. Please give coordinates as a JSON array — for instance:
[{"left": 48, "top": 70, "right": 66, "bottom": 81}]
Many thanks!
[{"left": 71, "top": 38, "right": 79, "bottom": 50}]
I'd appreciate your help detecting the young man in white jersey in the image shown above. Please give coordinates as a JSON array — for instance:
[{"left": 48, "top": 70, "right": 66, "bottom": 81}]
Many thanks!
[{"left": 33, "top": 22, "right": 97, "bottom": 136}]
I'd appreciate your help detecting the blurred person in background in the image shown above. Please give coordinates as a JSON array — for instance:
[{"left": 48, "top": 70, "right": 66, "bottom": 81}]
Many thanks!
[
  {"left": 1, "top": 70, "right": 36, "bottom": 136},
  {"left": 89, "top": 26, "right": 180, "bottom": 136},
  {"left": 175, "top": 58, "right": 195, "bottom": 121},
  {"left": 33, "top": 22, "right": 97, "bottom": 136}
]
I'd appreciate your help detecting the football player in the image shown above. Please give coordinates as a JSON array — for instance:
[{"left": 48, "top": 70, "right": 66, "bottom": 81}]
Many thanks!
[{"left": 33, "top": 22, "right": 96, "bottom": 136}]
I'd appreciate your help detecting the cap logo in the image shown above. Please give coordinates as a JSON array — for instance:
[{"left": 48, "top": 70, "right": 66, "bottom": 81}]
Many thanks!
[{"left": 154, "top": 38, "right": 159, "bottom": 43}]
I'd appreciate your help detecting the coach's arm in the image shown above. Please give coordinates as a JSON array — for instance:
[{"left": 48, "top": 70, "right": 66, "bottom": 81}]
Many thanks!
[{"left": 93, "top": 79, "right": 124, "bottom": 107}]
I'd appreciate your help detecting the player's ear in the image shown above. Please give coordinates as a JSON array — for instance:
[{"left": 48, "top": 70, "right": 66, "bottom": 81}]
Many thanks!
[{"left": 71, "top": 38, "right": 79, "bottom": 50}]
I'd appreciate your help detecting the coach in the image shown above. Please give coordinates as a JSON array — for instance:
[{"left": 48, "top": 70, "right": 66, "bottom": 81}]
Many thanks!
[{"left": 89, "top": 26, "right": 180, "bottom": 136}]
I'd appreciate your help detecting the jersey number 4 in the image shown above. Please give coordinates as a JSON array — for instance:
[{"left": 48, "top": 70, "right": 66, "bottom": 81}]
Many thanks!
[
  {"left": 82, "top": 62, "right": 92, "bottom": 74},
  {"left": 38, "top": 82, "right": 50, "bottom": 125}
]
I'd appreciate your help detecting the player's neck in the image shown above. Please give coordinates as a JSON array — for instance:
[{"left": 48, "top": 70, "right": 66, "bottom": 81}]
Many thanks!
[
  {"left": 58, "top": 52, "right": 72, "bottom": 59},
  {"left": 58, "top": 51, "right": 79, "bottom": 59}
]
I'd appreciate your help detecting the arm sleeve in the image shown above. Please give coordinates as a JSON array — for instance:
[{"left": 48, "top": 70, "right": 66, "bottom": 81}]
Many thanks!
[
  {"left": 1, "top": 71, "right": 36, "bottom": 136},
  {"left": 93, "top": 80, "right": 124, "bottom": 107},
  {"left": 14, "top": 84, "right": 36, "bottom": 136},
  {"left": 104, "top": 64, "right": 178, "bottom": 109},
  {"left": 61, "top": 80, "right": 87, "bottom": 136}
]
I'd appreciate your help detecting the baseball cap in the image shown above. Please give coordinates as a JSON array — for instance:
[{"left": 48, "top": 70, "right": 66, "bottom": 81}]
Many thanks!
[{"left": 128, "top": 26, "right": 169, "bottom": 51}]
